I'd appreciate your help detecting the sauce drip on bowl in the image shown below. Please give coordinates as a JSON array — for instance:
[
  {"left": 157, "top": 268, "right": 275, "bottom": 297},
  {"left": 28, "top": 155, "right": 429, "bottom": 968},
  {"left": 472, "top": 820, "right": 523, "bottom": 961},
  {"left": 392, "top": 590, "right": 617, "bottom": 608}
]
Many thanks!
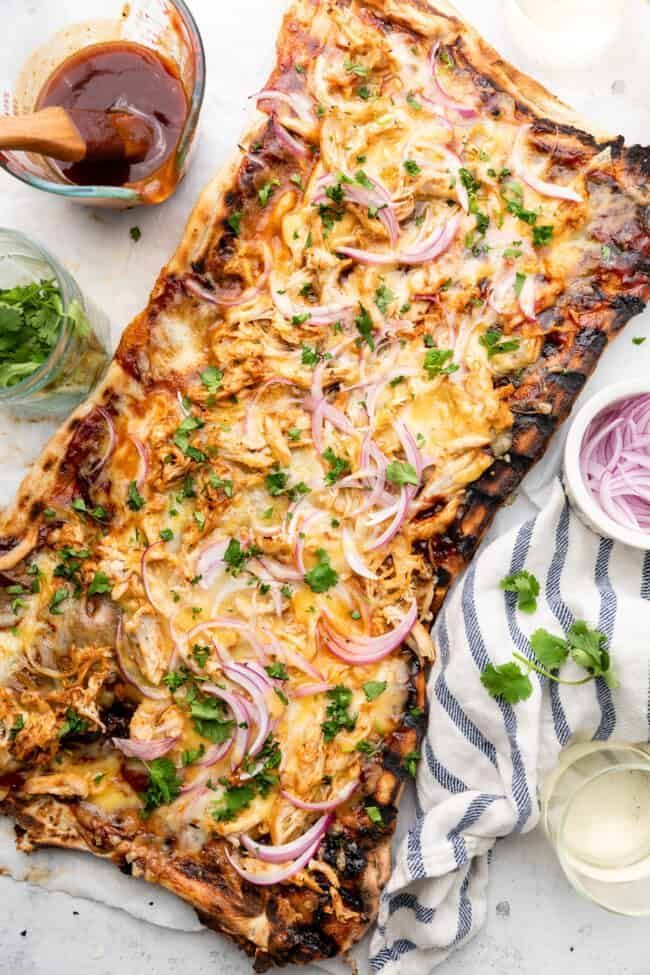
[{"left": 36, "top": 41, "right": 188, "bottom": 187}]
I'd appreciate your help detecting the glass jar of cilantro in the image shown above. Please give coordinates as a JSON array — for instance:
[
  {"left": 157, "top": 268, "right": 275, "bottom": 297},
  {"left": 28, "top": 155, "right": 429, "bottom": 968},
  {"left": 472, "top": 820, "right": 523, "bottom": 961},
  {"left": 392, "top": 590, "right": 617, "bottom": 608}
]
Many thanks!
[{"left": 0, "top": 230, "right": 108, "bottom": 418}]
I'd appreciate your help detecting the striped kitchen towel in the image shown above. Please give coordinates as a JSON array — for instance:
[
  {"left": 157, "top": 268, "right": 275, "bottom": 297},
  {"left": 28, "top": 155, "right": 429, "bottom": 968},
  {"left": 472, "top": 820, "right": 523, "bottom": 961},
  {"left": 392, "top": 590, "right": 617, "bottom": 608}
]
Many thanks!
[{"left": 369, "top": 477, "right": 650, "bottom": 974}]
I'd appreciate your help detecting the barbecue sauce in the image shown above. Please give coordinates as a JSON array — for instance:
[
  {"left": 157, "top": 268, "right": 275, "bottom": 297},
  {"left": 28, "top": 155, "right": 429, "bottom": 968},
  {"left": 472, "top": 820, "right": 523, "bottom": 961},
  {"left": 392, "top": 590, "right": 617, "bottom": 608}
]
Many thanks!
[{"left": 36, "top": 41, "right": 188, "bottom": 188}]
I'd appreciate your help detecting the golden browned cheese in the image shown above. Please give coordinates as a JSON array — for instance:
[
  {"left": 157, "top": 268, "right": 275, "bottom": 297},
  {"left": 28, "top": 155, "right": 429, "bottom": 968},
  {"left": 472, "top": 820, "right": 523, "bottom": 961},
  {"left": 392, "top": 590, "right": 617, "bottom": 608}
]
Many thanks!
[{"left": 0, "top": 0, "right": 648, "bottom": 929}]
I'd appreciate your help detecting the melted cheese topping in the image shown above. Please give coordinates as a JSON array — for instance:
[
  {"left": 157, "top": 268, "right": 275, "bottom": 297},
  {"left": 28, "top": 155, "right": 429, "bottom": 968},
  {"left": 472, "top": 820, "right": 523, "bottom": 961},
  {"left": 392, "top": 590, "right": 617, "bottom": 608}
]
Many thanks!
[{"left": 0, "top": 0, "right": 608, "bottom": 861}]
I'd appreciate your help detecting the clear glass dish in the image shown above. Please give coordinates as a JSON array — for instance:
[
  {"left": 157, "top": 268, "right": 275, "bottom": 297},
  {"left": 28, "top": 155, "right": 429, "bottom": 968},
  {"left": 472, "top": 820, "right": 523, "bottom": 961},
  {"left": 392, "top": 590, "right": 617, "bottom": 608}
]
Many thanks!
[
  {"left": 0, "top": 0, "right": 205, "bottom": 207},
  {"left": 0, "top": 229, "right": 109, "bottom": 418},
  {"left": 541, "top": 740, "right": 650, "bottom": 916}
]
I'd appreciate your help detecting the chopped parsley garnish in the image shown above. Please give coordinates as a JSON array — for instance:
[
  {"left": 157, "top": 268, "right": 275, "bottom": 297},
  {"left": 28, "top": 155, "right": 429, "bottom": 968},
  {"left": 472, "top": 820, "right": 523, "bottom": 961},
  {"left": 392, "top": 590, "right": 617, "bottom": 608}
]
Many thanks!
[
  {"left": 362, "top": 680, "right": 387, "bottom": 701},
  {"left": 0, "top": 278, "right": 89, "bottom": 389},
  {"left": 514, "top": 271, "right": 527, "bottom": 298},
  {"left": 423, "top": 346, "right": 458, "bottom": 378},
  {"left": 192, "top": 644, "right": 210, "bottom": 668},
  {"left": 127, "top": 480, "right": 146, "bottom": 511},
  {"left": 500, "top": 569, "right": 540, "bottom": 613},
  {"left": 301, "top": 343, "right": 321, "bottom": 366},
  {"left": 258, "top": 179, "right": 280, "bottom": 207},
  {"left": 322, "top": 685, "right": 357, "bottom": 741},
  {"left": 374, "top": 284, "right": 395, "bottom": 315},
  {"left": 190, "top": 693, "right": 235, "bottom": 744},
  {"left": 223, "top": 538, "right": 261, "bottom": 576},
  {"left": 88, "top": 571, "right": 112, "bottom": 596},
  {"left": 502, "top": 181, "right": 538, "bottom": 225},
  {"left": 403, "top": 750, "right": 420, "bottom": 777},
  {"left": 323, "top": 448, "right": 351, "bottom": 485},
  {"left": 212, "top": 783, "right": 256, "bottom": 822},
  {"left": 201, "top": 366, "right": 223, "bottom": 392},
  {"left": 344, "top": 60, "right": 369, "bottom": 77},
  {"left": 173, "top": 414, "right": 207, "bottom": 463},
  {"left": 304, "top": 548, "right": 339, "bottom": 593},
  {"left": 58, "top": 708, "right": 88, "bottom": 739},
  {"left": 226, "top": 211, "right": 243, "bottom": 236},
  {"left": 385, "top": 461, "right": 418, "bottom": 487},
  {"left": 130, "top": 226, "right": 142, "bottom": 242},
  {"left": 404, "top": 159, "right": 421, "bottom": 177},
  {"left": 355, "top": 304, "right": 374, "bottom": 349},
  {"left": 532, "top": 224, "right": 554, "bottom": 248},
  {"left": 479, "top": 329, "right": 520, "bottom": 358},
  {"left": 49, "top": 587, "right": 69, "bottom": 615},
  {"left": 9, "top": 714, "right": 24, "bottom": 740},
  {"left": 141, "top": 758, "right": 182, "bottom": 813},
  {"left": 265, "top": 467, "right": 310, "bottom": 502},
  {"left": 209, "top": 473, "right": 233, "bottom": 498},
  {"left": 266, "top": 661, "right": 289, "bottom": 681}
]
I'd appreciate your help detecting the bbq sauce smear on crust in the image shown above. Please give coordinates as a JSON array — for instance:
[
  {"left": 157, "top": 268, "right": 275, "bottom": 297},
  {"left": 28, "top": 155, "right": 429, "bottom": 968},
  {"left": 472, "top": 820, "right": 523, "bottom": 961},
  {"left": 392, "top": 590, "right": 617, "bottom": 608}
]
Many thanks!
[{"left": 36, "top": 41, "right": 188, "bottom": 187}]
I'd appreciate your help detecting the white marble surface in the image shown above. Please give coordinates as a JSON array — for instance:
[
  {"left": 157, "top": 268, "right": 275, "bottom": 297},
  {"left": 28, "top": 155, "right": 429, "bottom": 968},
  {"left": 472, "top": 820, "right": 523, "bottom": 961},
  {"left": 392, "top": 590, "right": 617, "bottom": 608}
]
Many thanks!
[{"left": 1, "top": 0, "right": 650, "bottom": 972}]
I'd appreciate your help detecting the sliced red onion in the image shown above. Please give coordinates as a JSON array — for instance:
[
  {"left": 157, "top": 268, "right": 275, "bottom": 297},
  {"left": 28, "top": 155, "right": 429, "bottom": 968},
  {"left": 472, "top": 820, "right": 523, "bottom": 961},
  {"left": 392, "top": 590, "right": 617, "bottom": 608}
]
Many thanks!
[
  {"left": 315, "top": 173, "right": 399, "bottom": 247},
  {"left": 488, "top": 269, "right": 517, "bottom": 316},
  {"left": 271, "top": 279, "right": 353, "bottom": 326},
  {"left": 337, "top": 213, "right": 460, "bottom": 267},
  {"left": 240, "top": 814, "right": 332, "bottom": 864},
  {"left": 223, "top": 663, "right": 271, "bottom": 758},
  {"left": 185, "top": 244, "right": 270, "bottom": 309},
  {"left": 112, "top": 736, "right": 178, "bottom": 760},
  {"left": 429, "top": 44, "right": 478, "bottom": 119},
  {"left": 226, "top": 816, "right": 331, "bottom": 886},
  {"left": 89, "top": 408, "right": 116, "bottom": 475},
  {"left": 581, "top": 394, "right": 650, "bottom": 532},
  {"left": 141, "top": 541, "right": 168, "bottom": 616},
  {"left": 343, "top": 527, "right": 377, "bottom": 580},
  {"left": 273, "top": 117, "right": 309, "bottom": 159},
  {"left": 511, "top": 124, "right": 583, "bottom": 203},
  {"left": 255, "top": 88, "right": 315, "bottom": 126},
  {"left": 195, "top": 739, "right": 232, "bottom": 768},
  {"left": 196, "top": 539, "right": 229, "bottom": 589},
  {"left": 256, "top": 555, "right": 303, "bottom": 582},
  {"left": 366, "top": 487, "right": 410, "bottom": 550},
  {"left": 186, "top": 274, "right": 260, "bottom": 309},
  {"left": 201, "top": 682, "right": 250, "bottom": 768},
  {"left": 321, "top": 599, "right": 417, "bottom": 664},
  {"left": 292, "top": 681, "right": 334, "bottom": 698},
  {"left": 281, "top": 779, "right": 359, "bottom": 811},
  {"left": 518, "top": 274, "right": 537, "bottom": 320},
  {"left": 396, "top": 421, "right": 423, "bottom": 485},
  {"left": 129, "top": 435, "right": 149, "bottom": 489}
]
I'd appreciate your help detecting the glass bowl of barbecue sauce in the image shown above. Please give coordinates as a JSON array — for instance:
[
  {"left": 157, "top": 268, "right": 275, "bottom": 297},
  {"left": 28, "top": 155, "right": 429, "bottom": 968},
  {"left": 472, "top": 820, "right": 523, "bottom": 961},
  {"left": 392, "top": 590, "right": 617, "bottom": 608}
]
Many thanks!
[{"left": 0, "top": 0, "right": 205, "bottom": 207}]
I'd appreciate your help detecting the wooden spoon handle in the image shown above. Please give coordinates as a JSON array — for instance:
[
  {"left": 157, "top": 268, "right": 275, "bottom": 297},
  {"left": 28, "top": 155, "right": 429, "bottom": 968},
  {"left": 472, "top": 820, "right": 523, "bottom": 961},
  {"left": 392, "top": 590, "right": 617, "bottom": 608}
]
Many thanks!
[{"left": 0, "top": 107, "right": 85, "bottom": 162}]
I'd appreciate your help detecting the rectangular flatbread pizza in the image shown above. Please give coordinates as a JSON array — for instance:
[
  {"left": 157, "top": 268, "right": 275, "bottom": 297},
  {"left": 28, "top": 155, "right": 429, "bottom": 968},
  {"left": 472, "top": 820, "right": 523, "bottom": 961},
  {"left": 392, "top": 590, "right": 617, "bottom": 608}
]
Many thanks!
[{"left": 1, "top": 0, "right": 649, "bottom": 969}]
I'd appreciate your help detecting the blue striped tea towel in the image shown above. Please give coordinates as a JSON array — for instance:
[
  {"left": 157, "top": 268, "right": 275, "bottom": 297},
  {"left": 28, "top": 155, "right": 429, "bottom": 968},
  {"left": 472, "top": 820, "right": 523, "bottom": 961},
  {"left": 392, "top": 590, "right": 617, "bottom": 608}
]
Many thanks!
[{"left": 368, "top": 477, "right": 650, "bottom": 974}]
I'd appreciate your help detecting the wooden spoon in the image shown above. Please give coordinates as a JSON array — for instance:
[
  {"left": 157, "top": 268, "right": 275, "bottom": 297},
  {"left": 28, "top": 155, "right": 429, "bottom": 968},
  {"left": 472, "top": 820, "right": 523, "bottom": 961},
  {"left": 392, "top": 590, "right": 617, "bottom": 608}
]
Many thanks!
[{"left": 0, "top": 106, "right": 153, "bottom": 163}]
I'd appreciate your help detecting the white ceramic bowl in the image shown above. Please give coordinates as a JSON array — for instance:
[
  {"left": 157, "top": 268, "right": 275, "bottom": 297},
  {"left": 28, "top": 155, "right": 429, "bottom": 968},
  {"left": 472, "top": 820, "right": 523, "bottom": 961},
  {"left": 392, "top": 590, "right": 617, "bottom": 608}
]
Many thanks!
[{"left": 563, "top": 379, "right": 650, "bottom": 551}]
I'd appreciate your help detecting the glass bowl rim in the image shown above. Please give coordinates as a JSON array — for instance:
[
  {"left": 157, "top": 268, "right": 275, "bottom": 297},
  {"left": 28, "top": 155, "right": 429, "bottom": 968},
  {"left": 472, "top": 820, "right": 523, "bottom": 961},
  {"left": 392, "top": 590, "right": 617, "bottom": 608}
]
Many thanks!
[
  {"left": 0, "top": 228, "right": 87, "bottom": 401},
  {"left": 0, "top": 0, "right": 206, "bottom": 202}
]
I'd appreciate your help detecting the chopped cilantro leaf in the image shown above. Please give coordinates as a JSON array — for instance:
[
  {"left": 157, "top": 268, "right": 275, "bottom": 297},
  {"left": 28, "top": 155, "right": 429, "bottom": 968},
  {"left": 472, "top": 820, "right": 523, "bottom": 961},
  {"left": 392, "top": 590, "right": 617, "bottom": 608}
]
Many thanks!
[
  {"left": 258, "top": 179, "right": 280, "bottom": 207},
  {"left": 212, "top": 784, "right": 255, "bottom": 822},
  {"left": 322, "top": 685, "right": 357, "bottom": 741},
  {"left": 479, "top": 329, "right": 520, "bottom": 358},
  {"left": 355, "top": 304, "right": 374, "bottom": 349},
  {"left": 226, "top": 211, "right": 243, "bottom": 236},
  {"left": 127, "top": 480, "right": 146, "bottom": 511},
  {"left": 266, "top": 661, "right": 289, "bottom": 680},
  {"left": 423, "top": 347, "right": 459, "bottom": 378},
  {"left": 385, "top": 461, "right": 418, "bottom": 487},
  {"left": 366, "top": 805, "right": 383, "bottom": 824},
  {"left": 374, "top": 284, "right": 395, "bottom": 315},
  {"left": 58, "top": 708, "right": 88, "bottom": 739},
  {"left": 141, "top": 758, "right": 182, "bottom": 813},
  {"left": 88, "top": 571, "right": 112, "bottom": 596},
  {"left": 481, "top": 662, "right": 533, "bottom": 704},
  {"left": 305, "top": 548, "right": 338, "bottom": 593},
  {"left": 362, "top": 680, "right": 387, "bottom": 701},
  {"left": 201, "top": 366, "right": 223, "bottom": 392},
  {"left": 500, "top": 569, "right": 540, "bottom": 613},
  {"left": 532, "top": 224, "right": 554, "bottom": 248},
  {"left": 323, "top": 448, "right": 351, "bottom": 485},
  {"left": 404, "top": 159, "right": 421, "bottom": 177}
]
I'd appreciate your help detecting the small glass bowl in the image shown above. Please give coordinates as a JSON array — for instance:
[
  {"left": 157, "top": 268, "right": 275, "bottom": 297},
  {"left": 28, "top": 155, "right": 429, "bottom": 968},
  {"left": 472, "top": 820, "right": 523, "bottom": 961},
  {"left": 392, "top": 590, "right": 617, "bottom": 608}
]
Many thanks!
[
  {"left": 0, "top": 229, "right": 109, "bottom": 418},
  {"left": 0, "top": 0, "right": 205, "bottom": 207},
  {"left": 541, "top": 741, "right": 650, "bottom": 916},
  {"left": 563, "top": 380, "right": 650, "bottom": 551}
]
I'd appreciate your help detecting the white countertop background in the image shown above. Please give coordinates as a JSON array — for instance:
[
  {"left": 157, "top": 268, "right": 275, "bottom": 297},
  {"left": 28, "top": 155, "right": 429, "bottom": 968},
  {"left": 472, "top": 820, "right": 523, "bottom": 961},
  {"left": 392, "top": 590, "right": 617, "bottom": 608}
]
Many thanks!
[{"left": 2, "top": 0, "right": 650, "bottom": 972}]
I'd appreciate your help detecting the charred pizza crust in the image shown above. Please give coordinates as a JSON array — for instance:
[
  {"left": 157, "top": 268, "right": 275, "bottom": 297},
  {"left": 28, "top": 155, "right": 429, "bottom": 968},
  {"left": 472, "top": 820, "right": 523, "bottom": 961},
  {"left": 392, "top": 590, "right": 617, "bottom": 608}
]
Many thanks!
[{"left": 0, "top": 1, "right": 649, "bottom": 971}]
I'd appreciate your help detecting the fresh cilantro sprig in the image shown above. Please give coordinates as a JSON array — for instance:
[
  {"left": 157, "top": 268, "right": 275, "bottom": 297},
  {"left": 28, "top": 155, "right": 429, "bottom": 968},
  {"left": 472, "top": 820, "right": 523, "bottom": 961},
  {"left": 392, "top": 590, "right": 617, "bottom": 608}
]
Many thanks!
[
  {"left": 322, "top": 685, "right": 357, "bottom": 741},
  {"left": 304, "top": 548, "right": 339, "bottom": 593},
  {"left": 500, "top": 570, "right": 539, "bottom": 613},
  {"left": 482, "top": 620, "right": 618, "bottom": 704},
  {"left": 141, "top": 758, "right": 182, "bottom": 813}
]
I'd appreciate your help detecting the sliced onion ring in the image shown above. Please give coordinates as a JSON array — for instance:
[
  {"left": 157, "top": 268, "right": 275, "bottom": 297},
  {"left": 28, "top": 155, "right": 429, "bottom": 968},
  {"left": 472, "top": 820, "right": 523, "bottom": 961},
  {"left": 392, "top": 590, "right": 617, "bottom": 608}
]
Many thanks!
[
  {"left": 240, "top": 813, "right": 332, "bottom": 864},
  {"left": 112, "top": 736, "right": 178, "bottom": 760},
  {"left": 281, "top": 779, "right": 359, "bottom": 811}
]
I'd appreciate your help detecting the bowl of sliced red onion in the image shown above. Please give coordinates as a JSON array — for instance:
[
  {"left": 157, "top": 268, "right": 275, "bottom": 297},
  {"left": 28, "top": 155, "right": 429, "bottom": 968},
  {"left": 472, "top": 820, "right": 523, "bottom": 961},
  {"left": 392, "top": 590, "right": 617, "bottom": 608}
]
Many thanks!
[{"left": 564, "top": 381, "right": 650, "bottom": 550}]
